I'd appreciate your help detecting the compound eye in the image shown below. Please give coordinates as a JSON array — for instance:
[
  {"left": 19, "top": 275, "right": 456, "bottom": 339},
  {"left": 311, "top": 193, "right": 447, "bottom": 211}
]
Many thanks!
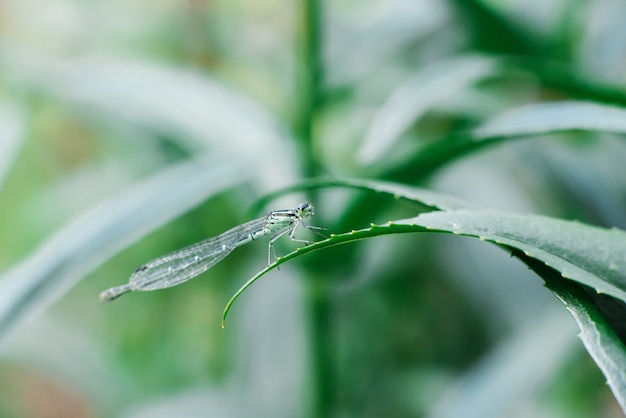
[{"left": 301, "top": 202, "right": 314, "bottom": 216}]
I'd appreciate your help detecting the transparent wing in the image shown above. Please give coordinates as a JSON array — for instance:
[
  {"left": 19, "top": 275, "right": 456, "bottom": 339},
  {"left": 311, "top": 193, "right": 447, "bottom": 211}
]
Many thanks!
[{"left": 100, "top": 217, "right": 268, "bottom": 301}]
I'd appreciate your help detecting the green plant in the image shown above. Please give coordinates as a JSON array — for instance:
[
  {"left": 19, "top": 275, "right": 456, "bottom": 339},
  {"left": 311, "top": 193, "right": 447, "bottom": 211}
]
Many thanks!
[{"left": 1, "top": 0, "right": 626, "bottom": 417}]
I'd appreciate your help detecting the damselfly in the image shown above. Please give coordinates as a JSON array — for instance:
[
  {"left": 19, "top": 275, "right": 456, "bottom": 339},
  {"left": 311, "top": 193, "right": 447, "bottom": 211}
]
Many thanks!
[{"left": 99, "top": 202, "right": 325, "bottom": 302}]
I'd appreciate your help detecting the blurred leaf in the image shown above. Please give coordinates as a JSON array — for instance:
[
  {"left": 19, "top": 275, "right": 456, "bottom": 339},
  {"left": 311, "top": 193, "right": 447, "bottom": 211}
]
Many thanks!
[
  {"left": 532, "top": 141, "right": 626, "bottom": 229},
  {"left": 0, "top": 102, "right": 27, "bottom": 191},
  {"left": 326, "top": 0, "right": 449, "bottom": 86},
  {"left": 448, "top": 0, "right": 545, "bottom": 55},
  {"left": 52, "top": 58, "right": 293, "bottom": 159},
  {"left": 505, "top": 57, "right": 626, "bottom": 106},
  {"left": 389, "top": 100, "right": 626, "bottom": 180},
  {"left": 0, "top": 155, "right": 256, "bottom": 353},
  {"left": 473, "top": 101, "right": 626, "bottom": 138},
  {"left": 426, "top": 311, "right": 576, "bottom": 418},
  {"left": 359, "top": 55, "right": 497, "bottom": 165},
  {"left": 0, "top": 46, "right": 298, "bottom": 181}
]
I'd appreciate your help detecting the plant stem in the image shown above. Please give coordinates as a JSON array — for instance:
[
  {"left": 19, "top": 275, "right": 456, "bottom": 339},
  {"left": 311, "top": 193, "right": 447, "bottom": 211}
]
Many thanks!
[
  {"left": 294, "top": 0, "right": 332, "bottom": 417},
  {"left": 306, "top": 277, "right": 333, "bottom": 418},
  {"left": 295, "top": 0, "right": 323, "bottom": 178}
]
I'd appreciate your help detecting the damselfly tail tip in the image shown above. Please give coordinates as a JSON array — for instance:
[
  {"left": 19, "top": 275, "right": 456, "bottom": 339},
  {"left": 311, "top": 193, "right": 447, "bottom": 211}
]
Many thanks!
[{"left": 99, "top": 284, "right": 133, "bottom": 302}]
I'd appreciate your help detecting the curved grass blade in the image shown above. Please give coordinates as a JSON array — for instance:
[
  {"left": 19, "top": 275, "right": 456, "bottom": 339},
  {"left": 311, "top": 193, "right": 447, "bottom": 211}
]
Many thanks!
[
  {"left": 473, "top": 101, "right": 626, "bottom": 138},
  {"left": 223, "top": 209, "right": 626, "bottom": 330},
  {"left": 388, "top": 101, "right": 626, "bottom": 180},
  {"left": 54, "top": 58, "right": 294, "bottom": 160},
  {"left": 359, "top": 55, "right": 497, "bottom": 165},
  {"left": 221, "top": 224, "right": 407, "bottom": 327},
  {"left": 0, "top": 48, "right": 298, "bottom": 180},
  {"left": 504, "top": 57, "right": 626, "bottom": 107},
  {"left": 222, "top": 207, "right": 626, "bottom": 413}
]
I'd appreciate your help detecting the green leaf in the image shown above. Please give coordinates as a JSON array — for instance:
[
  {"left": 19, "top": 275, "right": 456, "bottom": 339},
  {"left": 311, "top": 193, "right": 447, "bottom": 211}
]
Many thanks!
[
  {"left": 54, "top": 58, "right": 292, "bottom": 160},
  {"left": 222, "top": 209, "right": 626, "bottom": 324},
  {"left": 0, "top": 101, "right": 26, "bottom": 191},
  {"left": 0, "top": 49, "right": 296, "bottom": 174},
  {"left": 359, "top": 55, "right": 497, "bottom": 165},
  {"left": 388, "top": 101, "right": 626, "bottom": 180},
  {"left": 521, "top": 252, "right": 626, "bottom": 412},
  {"left": 413, "top": 210, "right": 626, "bottom": 302},
  {"left": 474, "top": 101, "right": 626, "bottom": 138},
  {"left": 222, "top": 208, "right": 626, "bottom": 415},
  {"left": 504, "top": 57, "right": 626, "bottom": 106}
]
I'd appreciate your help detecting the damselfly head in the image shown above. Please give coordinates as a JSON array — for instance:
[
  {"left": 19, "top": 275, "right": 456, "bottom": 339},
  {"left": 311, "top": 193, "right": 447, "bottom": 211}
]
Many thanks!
[{"left": 296, "top": 202, "right": 314, "bottom": 218}]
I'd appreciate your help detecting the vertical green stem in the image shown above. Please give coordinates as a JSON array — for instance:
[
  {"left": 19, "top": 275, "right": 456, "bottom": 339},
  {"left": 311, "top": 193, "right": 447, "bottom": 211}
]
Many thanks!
[
  {"left": 295, "top": 0, "right": 322, "bottom": 177},
  {"left": 294, "top": 0, "right": 332, "bottom": 417},
  {"left": 306, "top": 277, "right": 333, "bottom": 418}
]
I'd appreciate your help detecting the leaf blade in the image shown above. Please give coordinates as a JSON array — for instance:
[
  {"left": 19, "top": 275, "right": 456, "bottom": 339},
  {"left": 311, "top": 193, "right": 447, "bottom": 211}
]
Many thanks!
[
  {"left": 409, "top": 210, "right": 626, "bottom": 302},
  {"left": 389, "top": 101, "right": 626, "bottom": 180}
]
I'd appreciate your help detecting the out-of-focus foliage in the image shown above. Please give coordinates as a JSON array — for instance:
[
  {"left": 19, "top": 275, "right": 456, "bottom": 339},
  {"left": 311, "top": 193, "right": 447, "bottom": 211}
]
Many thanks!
[{"left": 1, "top": 0, "right": 626, "bottom": 417}]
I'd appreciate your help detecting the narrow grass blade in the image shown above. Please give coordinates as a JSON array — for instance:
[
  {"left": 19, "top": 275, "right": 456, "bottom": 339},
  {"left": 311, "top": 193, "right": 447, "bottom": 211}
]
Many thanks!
[
  {"left": 388, "top": 100, "right": 626, "bottom": 180},
  {"left": 0, "top": 47, "right": 297, "bottom": 180},
  {"left": 359, "top": 55, "right": 496, "bottom": 165}
]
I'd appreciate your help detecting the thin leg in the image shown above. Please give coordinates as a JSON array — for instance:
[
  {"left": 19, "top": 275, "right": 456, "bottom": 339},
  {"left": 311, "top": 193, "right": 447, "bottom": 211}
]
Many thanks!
[
  {"left": 289, "top": 220, "right": 315, "bottom": 245},
  {"left": 301, "top": 219, "right": 328, "bottom": 239},
  {"left": 268, "top": 228, "right": 291, "bottom": 265}
]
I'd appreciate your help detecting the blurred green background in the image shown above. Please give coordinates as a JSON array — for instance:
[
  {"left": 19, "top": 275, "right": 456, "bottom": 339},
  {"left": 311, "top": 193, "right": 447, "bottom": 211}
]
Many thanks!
[{"left": 1, "top": 0, "right": 626, "bottom": 417}]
